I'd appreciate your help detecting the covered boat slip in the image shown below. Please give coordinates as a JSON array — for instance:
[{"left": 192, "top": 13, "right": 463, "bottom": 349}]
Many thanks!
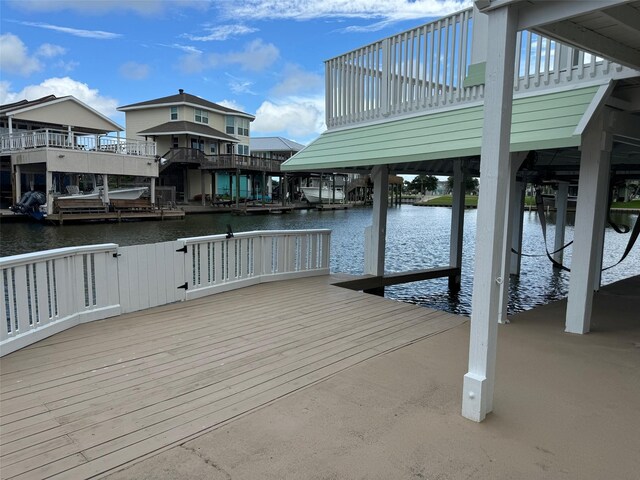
[{"left": 282, "top": 1, "right": 640, "bottom": 422}]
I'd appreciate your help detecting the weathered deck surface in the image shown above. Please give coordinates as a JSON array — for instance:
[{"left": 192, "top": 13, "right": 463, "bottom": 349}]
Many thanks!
[{"left": 0, "top": 275, "right": 466, "bottom": 479}]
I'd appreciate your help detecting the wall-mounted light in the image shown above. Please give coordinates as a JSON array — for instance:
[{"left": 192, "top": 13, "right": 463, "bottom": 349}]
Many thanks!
[{"left": 58, "top": 154, "right": 65, "bottom": 158}]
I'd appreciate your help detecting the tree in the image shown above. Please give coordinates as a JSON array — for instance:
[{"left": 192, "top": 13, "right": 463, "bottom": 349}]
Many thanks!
[
  {"left": 409, "top": 174, "right": 438, "bottom": 193},
  {"left": 446, "top": 176, "right": 479, "bottom": 194}
]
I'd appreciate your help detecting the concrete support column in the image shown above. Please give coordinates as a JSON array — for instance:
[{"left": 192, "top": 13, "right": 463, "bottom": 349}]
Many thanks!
[
  {"left": 200, "top": 172, "right": 206, "bottom": 206},
  {"left": 235, "top": 169, "right": 241, "bottom": 208},
  {"left": 553, "top": 182, "right": 569, "bottom": 266},
  {"left": 102, "top": 174, "right": 110, "bottom": 205},
  {"left": 566, "top": 111, "right": 612, "bottom": 334},
  {"left": 449, "top": 159, "right": 465, "bottom": 290},
  {"left": 365, "top": 165, "right": 389, "bottom": 276},
  {"left": 591, "top": 177, "right": 610, "bottom": 292},
  {"left": 150, "top": 178, "right": 156, "bottom": 206},
  {"left": 462, "top": 4, "right": 518, "bottom": 423},
  {"left": 262, "top": 171, "right": 266, "bottom": 207},
  {"left": 45, "top": 170, "right": 53, "bottom": 215},
  {"left": 498, "top": 154, "right": 526, "bottom": 324},
  {"left": 14, "top": 164, "right": 21, "bottom": 203},
  {"left": 510, "top": 181, "right": 526, "bottom": 276}
]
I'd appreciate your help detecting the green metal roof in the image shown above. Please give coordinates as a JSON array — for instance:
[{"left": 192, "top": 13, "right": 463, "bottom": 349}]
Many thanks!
[{"left": 281, "top": 85, "right": 602, "bottom": 171}]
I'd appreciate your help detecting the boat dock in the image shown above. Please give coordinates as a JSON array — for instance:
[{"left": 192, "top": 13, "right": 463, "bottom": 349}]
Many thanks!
[
  {"left": 1, "top": 273, "right": 638, "bottom": 479},
  {"left": 316, "top": 203, "right": 351, "bottom": 210}
]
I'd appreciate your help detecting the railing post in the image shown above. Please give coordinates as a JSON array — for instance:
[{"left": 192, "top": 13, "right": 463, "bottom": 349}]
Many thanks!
[{"left": 381, "top": 38, "right": 390, "bottom": 117}]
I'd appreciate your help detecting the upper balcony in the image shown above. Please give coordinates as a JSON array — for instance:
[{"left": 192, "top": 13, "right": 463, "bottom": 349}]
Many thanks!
[
  {"left": 324, "top": 7, "right": 636, "bottom": 131},
  {"left": 0, "top": 128, "right": 157, "bottom": 157}
]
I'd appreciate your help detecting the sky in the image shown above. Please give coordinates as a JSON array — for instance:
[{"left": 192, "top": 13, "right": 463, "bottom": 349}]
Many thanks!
[{"left": 0, "top": 0, "right": 471, "bottom": 147}]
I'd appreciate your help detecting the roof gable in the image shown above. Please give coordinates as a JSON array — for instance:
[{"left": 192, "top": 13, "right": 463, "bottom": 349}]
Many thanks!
[{"left": 118, "top": 91, "right": 255, "bottom": 120}]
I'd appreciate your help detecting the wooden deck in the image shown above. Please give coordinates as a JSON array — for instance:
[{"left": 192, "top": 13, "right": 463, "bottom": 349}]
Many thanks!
[{"left": 0, "top": 275, "right": 466, "bottom": 479}]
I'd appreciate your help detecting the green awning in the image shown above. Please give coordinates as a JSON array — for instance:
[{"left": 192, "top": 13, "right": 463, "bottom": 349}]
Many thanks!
[{"left": 282, "top": 85, "right": 603, "bottom": 171}]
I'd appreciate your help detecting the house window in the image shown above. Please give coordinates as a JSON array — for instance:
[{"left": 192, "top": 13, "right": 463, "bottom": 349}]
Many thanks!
[
  {"left": 237, "top": 118, "right": 249, "bottom": 136},
  {"left": 210, "top": 143, "right": 217, "bottom": 154},
  {"left": 238, "top": 144, "right": 249, "bottom": 155},
  {"left": 172, "top": 136, "right": 179, "bottom": 148},
  {"left": 195, "top": 109, "right": 208, "bottom": 124},
  {"left": 225, "top": 116, "right": 235, "bottom": 134},
  {"left": 170, "top": 107, "right": 178, "bottom": 120}
]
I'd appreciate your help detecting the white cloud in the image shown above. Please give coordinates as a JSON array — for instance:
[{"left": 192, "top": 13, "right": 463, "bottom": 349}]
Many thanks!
[
  {"left": 217, "top": 99, "right": 246, "bottom": 112},
  {"left": 36, "top": 43, "right": 67, "bottom": 58},
  {"left": 0, "top": 77, "right": 119, "bottom": 117},
  {"left": 53, "top": 60, "right": 80, "bottom": 72},
  {"left": 221, "top": 0, "right": 471, "bottom": 22},
  {"left": 20, "top": 21, "right": 122, "bottom": 40},
  {"left": 0, "top": 33, "right": 42, "bottom": 75},
  {"left": 119, "top": 61, "right": 150, "bottom": 80},
  {"left": 10, "top": 0, "right": 208, "bottom": 16},
  {"left": 182, "top": 24, "right": 258, "bottom": 42},
  {"left": 251, "top": 96, "right": 325, "bottom": 139},
  {"left": 271, "top": 64, "right": 323, "bottom": 97},
  {"left": 158, "top": 43, "right": 203, "bottom": 54},
  {"left": 177, "top": 39, "right": 279, "bottom": 74}
]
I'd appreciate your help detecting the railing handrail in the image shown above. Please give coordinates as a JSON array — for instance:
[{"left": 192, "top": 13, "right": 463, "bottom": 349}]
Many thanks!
[
  {"left": 179, "top": 229, "right": 332, "bottom": 244},
  {"left": 0, "top": 243, "right": 118, "bottom": 268}
]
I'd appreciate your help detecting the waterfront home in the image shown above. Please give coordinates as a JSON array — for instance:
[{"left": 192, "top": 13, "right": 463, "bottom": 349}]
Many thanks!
[
  {"left": 119, "top": 90, "right": 269, "bottom": 203},
  {"left": 283, "top": 1, "right": 640, "bottom": 421},
  {"left": 0, "top": 95, "right": 158, "bottom": 214}
]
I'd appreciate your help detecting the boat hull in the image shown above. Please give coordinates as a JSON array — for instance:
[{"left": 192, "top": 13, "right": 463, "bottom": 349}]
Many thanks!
[
  {"left": 301, "top": 187, "right": 345, "bottom": 204},
  {"left": 58, "top": 187, "right": 148, "bottom": 201}
]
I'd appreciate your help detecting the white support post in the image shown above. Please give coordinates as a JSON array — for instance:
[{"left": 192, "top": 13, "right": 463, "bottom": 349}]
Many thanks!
[
  {"left": 150, "top": 178, "right": 156, "bottom": 206},
  {"left": 510, "top": 181, "right": 526, "bottom": 276},
  {"left": 14, "top": 164, "right": 21, "bottom": 203},
  {"left": 591, "top": 175, "right": 610, "bottom": 292},
  {"left": 565, "top": 111, "right": 612, "bottom": 334},
  {"left": 45, "top": 170, "right": 53, "bottom": 215},
  {"left": 102, "top": 174, "right": 110, "bottom": 205},
  {"left": 462, "top": 5, "right": 518, "bottom": 423},
  {"left": 553, "top": 182, "right": 569, "bottom": 266},
  {"left": 365, "top": 165, "right": 389, "bottom": 276},
  {"left": 498, "top": 154, "right": 526, "bottom": 324},
  {"left": 201, "top": 172, "right": 206, "bottom": 206},
  {"left": 449, "top": 159, "right": 465, "bottom": 289}
]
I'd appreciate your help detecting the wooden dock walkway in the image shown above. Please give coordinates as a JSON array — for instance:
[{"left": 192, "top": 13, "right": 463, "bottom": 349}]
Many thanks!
[{"left": 0, "top": 275, "right": 466, "bottom": 479}]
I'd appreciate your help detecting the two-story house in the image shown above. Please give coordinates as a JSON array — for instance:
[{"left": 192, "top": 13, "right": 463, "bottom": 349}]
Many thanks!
[
  {"left": 119, "top": 90, "right": 262, "bottom": 203},
  {"left": 0, "top": 95, "right": 158, "bottom": 215}
]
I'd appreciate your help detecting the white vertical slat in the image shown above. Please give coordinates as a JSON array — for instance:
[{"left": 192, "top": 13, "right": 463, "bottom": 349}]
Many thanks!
[
  {"left": 534, "top": 34, "right": 542, "bottom": 86},
  {"left": 565, "top": 46, "right": 574, "bottom": 82},
  {"left": 380, "top": 38, "right": 390, "bottom": 117},
  {"left": 524, "top": 31, "right": 532, "bottom": 89},
  {"left": 14, "top": 266, "right": 31, "bottom": 334},
  {"left": 34, "top": 263, "right": 49, "bottom": 325},
  {"left": 577, "top": 50, "right": 585, "bottom": 79},
  {"left": 300, "top": 234, "right": 309, "bottom": 271},
  {"left": 589, "top": 52, "right": 597, "bottom": 78},
  {"left": 117, "top": 247, "right": 131, "bottom": 313},
  {"left": 0, "top": 269, "right": 9, "bottom": 342},
  {"left": 173, "top": 240, "right": 187, "bottom": 302},
  {"left": 144, "top": 243, "right": 159, "bottom": 308},
  {"left": 409, "top": 29, "right": 417, "bottom": 109},
  {"left": 457, "top": 10, "right": 468, "bottom": 102},
  {"left": 213, "top": 240, "right": 223, "bottom": 285},
  {"left": 433, "top": 20, "right": 442, "bottom": 106},
  {"left": 427, "top": 22, "right": 434, "bottom": 106},
  {"left": 322, "top": 233, "right": 331, "bottom": 269},
  {"left": 553, "top": 41, "right": 562, "bottom": 84},
  {"left": 543, "top": 38, "right": 552, "bottom": 85},
  {"left": 448, "top": 15, "right": 456, "bottom": 104},
  {"left": 92, "top": 252, "right": 108, "bottom": 308},
  {"left": 514, "top": 31, "right": 522, "bottom": 91}
]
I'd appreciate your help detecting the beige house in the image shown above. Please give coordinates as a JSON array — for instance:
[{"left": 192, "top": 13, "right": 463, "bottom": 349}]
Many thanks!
[
  {"left": 0, "top": 95, "right": 158, "bottom": 215},
  {"left": 118, "top": 90, "right": 257, "bottom": 202}
]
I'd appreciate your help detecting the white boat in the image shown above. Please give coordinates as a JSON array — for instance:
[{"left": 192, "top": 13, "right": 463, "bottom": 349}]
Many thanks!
[
  {"left": 301, "top": 186, "right": 345, "bottom": 204},
  {"left": 58, "top": 186, "right": 148, "bottom": 200}
]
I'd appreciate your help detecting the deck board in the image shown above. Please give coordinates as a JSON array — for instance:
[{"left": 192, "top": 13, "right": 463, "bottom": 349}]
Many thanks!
[{"left": 0, "top": 275, "right": 466, "bottom": 479}]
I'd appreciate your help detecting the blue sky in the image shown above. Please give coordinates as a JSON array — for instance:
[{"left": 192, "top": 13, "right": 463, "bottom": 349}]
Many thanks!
[{"left": 0, "top": 0, "right": 470, "bottom": 146}]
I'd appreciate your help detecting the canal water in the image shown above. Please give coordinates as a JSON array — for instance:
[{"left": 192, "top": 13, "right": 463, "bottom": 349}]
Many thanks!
[{"left": 1, "top": 206, "right": 638, "bottom": 316}]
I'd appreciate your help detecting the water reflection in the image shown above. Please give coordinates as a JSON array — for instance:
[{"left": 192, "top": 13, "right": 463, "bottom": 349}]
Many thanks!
[{"left": 1, "top": 206, "right": 637, "bottom": 316}]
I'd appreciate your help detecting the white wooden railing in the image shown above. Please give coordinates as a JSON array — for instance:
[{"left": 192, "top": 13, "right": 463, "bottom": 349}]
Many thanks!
[
  {"left": 0, "top": 128, "right": 157, "bottom": 156},
  {"left": 0, "top": 229, "right": 331, "bottom": 356},
  {"left": 325, "top": 7, "right": 627, "bottom": 129}
]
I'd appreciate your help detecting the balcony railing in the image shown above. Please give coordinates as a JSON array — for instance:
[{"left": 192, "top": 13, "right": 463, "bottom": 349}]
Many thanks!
[
  {"left": 161, "top": 148, "right": 283, "bottom": 173},
  {"left": 325, "top": 7, "right": 627, "bottom": 129},
  {"left": 0, "top": 128, "right": 157, "bottom": 157}
]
